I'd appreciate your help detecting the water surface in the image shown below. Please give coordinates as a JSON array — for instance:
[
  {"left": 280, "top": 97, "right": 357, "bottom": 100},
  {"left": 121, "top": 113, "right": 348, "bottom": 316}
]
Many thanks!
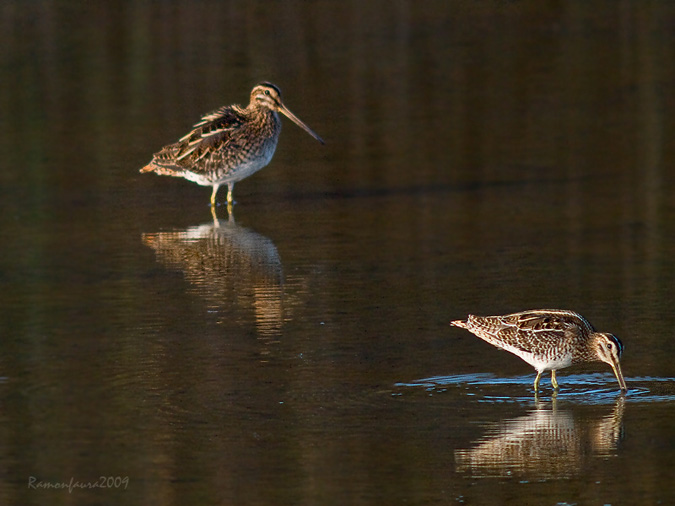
[{"left": 1, "top": 1, "right": 675, "bottom": 505}]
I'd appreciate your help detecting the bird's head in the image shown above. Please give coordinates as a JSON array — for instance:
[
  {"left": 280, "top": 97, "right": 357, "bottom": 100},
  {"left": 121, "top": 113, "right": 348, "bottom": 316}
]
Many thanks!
[
  {"left": 251, "top": 82, "right": 324, "bottom": 144},
  {"left": 592, "top": 332, "right": 627, "bottom": 392}
]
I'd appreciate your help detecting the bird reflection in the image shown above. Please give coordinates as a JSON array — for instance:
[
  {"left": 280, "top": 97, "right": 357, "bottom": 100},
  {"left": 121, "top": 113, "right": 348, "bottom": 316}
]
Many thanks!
[
  {"left": 455, "top": 396, "right": 625, "bottom": 479},
  {"left": 142, "top": 207, "right": 285, "bottom": 339}
]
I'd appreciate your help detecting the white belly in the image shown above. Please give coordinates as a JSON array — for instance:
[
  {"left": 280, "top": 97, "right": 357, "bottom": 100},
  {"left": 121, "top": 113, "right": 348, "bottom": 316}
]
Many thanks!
[
  {"left": 183, "top": 138, "right": 279, "bottom": 187},
  {"left": 499, "top": 343, "right": 573, "bottom": 372}
]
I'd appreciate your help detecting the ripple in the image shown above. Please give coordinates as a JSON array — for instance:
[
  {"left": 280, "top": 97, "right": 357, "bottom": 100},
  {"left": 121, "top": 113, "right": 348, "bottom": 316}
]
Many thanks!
[{"left": 395, "top": 373, "right": 675, "bottom": 404}]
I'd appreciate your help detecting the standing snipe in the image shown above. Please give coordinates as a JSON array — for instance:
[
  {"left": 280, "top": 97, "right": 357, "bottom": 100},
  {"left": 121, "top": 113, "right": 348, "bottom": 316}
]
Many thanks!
[
  {"left": 451, "top": 309, "right": 627, "bottom": 392},
  {"left": 140, "top": 82, "right": 324, "bottom": 206}
]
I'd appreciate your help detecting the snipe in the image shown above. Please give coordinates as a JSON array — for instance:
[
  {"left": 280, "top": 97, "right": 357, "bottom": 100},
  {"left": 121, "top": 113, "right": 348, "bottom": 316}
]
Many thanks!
[
  {"left": 451, "top": 309, "right": 627, "bottom": 392},
  {"left": 140, "top": 82, "right": 324, "bottom": 206}
]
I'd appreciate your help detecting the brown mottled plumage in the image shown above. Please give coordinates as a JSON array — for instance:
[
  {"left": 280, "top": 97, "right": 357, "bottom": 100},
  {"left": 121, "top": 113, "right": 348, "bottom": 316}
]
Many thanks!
[
  {"left": 451, "top": 309, "right": 627, "bottom": 392},
  {"left": 140, "top": 82, "right": 324, "bottom": 206}
]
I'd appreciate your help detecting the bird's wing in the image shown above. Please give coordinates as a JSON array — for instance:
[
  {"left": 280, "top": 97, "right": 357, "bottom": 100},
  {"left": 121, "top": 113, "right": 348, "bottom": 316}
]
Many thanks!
[
  {"left": 490, "top": 310, "right": 588, "bottom": 352},
  {"left": 149, "top": 105, "right": 247, "bottom": 172},
  {"left": 508, "top": 310, "right": 593, "bottom": 333}
]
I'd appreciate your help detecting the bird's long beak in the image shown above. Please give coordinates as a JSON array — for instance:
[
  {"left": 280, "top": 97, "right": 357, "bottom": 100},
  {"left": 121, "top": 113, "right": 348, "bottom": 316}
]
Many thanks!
[
  {"left": 609, "top": 357, "right": 627, "bottom": 392},
  {"left": 278, "top": 104, "right": 325, "bottom": 144}
]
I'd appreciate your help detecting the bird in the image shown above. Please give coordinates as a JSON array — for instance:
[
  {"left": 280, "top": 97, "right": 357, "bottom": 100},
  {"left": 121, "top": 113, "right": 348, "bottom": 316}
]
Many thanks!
[
  {"left": 450, "top": 309, "right": 627, "bottom": 392},
  {"left": 140, "top": 82, "right": 324, "bottom": 206}
]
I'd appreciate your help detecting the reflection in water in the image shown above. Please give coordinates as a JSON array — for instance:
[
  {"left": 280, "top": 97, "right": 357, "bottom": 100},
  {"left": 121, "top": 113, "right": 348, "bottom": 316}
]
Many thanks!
[
  {"left": 455, "top": 396, "right": 625, "bottom": 479},
  {"left": 142, "top": 208, "right": 285, "bottom": 338}
]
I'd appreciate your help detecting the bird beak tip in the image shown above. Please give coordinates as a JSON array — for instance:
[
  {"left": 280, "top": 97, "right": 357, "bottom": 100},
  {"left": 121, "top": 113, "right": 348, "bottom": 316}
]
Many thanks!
[{"left": 610, "top": 361, "right": 627, "bottom": 392}]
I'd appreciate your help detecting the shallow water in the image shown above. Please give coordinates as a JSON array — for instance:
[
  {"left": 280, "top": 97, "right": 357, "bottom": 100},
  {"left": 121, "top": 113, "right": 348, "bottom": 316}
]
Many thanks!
[{"left": 1, "top": 1, "right": 675, "bottom": 505}]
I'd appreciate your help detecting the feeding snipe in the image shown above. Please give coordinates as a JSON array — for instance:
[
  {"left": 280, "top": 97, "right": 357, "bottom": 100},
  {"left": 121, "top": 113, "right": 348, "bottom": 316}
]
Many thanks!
[
  {"left": 451, "top": 309, "right": 627, "bottom": 392},
  {"left": 140, "top": 82, "right": 324, "bottom": 206}
]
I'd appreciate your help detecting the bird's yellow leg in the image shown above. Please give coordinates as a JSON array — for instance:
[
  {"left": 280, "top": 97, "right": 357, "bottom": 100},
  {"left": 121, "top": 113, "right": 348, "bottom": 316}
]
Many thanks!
[
  {"left": 226, "top": 183, "right": 234, "bottom": 205},
  {"left": 551, "top": 370, "right": 559, "bottom": 390},
  {"left": 210, "top": 184, "right": 220, "bottom": 207},
  {"left": 533, "top": 371, "right": 543, "bottom": 392}
]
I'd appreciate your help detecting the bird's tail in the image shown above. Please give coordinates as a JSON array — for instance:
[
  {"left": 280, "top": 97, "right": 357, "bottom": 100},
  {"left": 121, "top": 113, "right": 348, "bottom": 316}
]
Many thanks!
[{"left": 139, "top": 162, "right": 183, "bottom": 177}]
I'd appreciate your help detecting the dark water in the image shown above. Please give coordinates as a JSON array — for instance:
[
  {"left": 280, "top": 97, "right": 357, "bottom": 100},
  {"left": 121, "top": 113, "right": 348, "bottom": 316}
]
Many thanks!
[{"left": 2, "top": 1, "right": 675, "bottom": 504}]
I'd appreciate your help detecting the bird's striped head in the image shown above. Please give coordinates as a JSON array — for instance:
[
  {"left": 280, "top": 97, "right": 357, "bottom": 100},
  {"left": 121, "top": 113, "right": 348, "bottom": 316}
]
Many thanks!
[
  {"left": 251, "top": 82, "right": 284, "bottom": 110},
  {"left": 249, "top": 82, "right": 325, "bottom": 144},
  {"left": 592, "top": 332, "right": 627, "bottom": 391}
]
